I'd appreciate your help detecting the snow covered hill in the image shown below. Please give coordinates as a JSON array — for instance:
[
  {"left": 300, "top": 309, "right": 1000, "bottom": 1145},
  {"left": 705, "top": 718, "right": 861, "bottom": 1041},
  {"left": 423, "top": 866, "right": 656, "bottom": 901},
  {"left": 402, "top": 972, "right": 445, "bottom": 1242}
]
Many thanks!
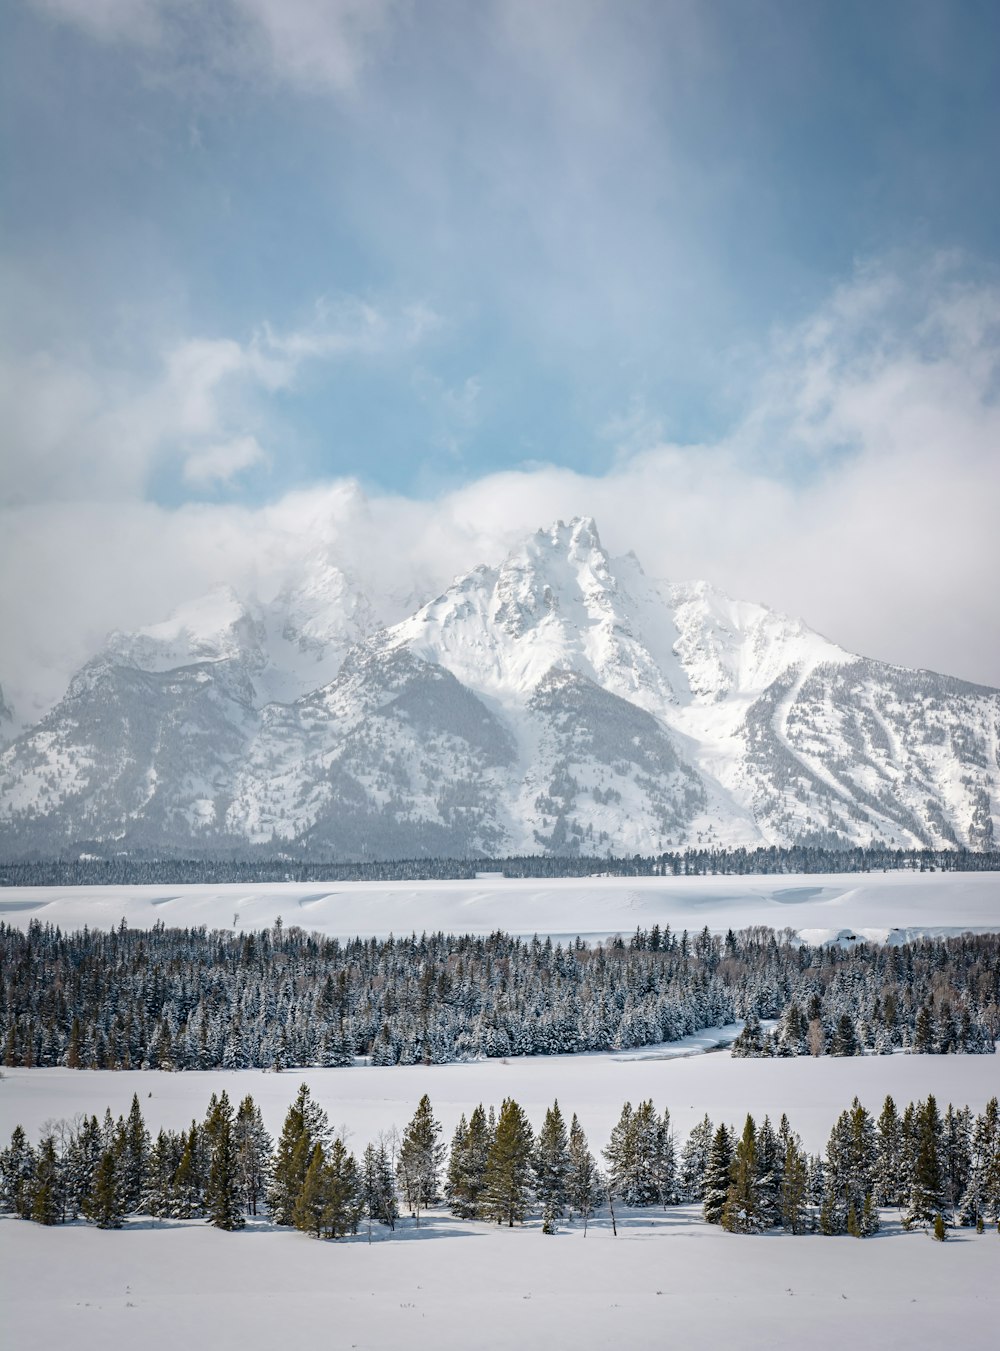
[{"left": 1, "top": 518, "right": 997, "bottom": 857}]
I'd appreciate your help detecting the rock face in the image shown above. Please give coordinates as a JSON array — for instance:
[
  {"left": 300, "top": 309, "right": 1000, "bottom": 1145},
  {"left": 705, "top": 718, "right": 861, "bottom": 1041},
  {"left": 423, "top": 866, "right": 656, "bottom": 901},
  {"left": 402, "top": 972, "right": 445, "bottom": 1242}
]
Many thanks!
[{"left": 1, "top": 518, "right": 997, "bottom": 858}]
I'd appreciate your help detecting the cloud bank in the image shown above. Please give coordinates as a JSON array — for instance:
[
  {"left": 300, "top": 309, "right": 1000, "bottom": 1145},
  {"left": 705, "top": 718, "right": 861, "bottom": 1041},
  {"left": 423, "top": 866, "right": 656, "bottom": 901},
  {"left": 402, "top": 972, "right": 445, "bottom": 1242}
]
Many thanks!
[{"left": 2, "top": 256, "right": 997, "bottom": 727}]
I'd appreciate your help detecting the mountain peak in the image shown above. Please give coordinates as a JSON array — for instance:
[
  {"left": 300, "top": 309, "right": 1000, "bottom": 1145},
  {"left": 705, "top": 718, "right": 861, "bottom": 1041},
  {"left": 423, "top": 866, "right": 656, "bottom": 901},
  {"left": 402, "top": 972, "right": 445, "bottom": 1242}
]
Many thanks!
[{"left": 532, "top": 515, "right": 604, "bottom": 561}]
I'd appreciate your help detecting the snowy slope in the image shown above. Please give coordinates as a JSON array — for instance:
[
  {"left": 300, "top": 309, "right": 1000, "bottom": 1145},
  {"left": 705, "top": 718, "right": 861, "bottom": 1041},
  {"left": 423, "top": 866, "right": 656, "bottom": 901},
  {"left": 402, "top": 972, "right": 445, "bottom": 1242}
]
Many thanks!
[{"left": 1, "top": 518, "right": 998, "bottom": 857}]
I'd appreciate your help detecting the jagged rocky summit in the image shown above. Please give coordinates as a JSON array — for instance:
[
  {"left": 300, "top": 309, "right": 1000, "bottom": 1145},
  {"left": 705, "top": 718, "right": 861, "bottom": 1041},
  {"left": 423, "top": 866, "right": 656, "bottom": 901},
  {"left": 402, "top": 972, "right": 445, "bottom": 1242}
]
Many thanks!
[{"left": 1, "top": 518, "right": 997, "bottom": 858}]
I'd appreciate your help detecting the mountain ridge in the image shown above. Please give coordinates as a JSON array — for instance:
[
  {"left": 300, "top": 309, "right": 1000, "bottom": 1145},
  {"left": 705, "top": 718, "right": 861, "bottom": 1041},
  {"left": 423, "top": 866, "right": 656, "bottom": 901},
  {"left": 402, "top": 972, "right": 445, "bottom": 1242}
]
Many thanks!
[{"left": 1, "top": 517, "right": 997, "bottom": 858}]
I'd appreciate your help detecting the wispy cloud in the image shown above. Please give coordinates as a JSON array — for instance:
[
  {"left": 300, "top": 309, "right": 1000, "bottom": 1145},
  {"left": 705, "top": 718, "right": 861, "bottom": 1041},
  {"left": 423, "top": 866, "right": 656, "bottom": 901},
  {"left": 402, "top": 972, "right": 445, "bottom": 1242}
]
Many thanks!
[
  {"left": 0, "top": 297, "right": 440, "bottom": 507},
  {"left": 182, "top": 433, "right": 267, "bottom": 487},
  {"left": 30, "top": 0, "right": 400, "bottom": 93}
]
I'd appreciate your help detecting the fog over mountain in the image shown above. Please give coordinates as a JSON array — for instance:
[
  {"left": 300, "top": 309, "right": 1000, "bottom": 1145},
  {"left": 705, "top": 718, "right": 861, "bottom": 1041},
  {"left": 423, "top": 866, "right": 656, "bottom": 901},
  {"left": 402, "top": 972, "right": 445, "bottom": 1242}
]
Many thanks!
[{"left": 1, "top": 518, "right": 996, "bottom": 860}]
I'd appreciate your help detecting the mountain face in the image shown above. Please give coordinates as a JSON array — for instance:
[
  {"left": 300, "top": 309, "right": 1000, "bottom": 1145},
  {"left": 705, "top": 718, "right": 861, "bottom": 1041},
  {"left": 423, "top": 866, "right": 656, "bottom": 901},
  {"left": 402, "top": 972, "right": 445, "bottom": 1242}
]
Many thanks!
[{"left": 1, "top": 518, "right": 997, "bottom": 858}]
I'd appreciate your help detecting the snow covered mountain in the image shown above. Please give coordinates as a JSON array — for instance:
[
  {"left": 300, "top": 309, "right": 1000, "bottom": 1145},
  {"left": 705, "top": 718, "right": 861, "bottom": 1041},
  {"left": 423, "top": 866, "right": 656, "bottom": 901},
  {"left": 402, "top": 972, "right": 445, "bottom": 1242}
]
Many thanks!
[{"left": 1, "top": 518, "right": 997, "bottom": 858}]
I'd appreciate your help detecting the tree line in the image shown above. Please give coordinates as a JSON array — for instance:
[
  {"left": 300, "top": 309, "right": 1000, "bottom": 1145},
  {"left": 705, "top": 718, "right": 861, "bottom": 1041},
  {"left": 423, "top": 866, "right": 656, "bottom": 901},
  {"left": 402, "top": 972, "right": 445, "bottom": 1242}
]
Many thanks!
[
  {"left": 2, "top": 921, "right": 996, "bottom": 1071},
  {"left": 2, "top": 1086, "right": 998, "bottom": 1243},
  {"left": 3, "top": 843, "right": 998, "bottom": 889}
]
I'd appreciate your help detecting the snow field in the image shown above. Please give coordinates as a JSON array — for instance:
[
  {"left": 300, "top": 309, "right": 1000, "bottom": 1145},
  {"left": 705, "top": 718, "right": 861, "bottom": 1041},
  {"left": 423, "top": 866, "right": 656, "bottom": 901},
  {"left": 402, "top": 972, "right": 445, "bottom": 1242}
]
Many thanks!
[
  {"left": 3, "top": 1046, "right": 998, "bottom": 1158},
  {"left": 1, "top": 868, "right": 998, "bottom": 943},
  {"left": 2, "top": 1206, "right": 998, "bottom": 1351}
]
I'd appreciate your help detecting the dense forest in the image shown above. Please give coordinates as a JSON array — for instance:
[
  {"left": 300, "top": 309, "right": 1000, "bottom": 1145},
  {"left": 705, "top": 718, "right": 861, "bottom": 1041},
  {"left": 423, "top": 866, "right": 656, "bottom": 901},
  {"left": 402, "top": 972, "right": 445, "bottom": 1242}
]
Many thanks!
[
  {"left": 3, "top": 844, "right": 999, "bottom": 888},
  {"left": 2, "top": 1084, "right": 998, "bottom": 1241},
  {"left": 2, "top": 922, "right": 996, "bottom": 1070}
]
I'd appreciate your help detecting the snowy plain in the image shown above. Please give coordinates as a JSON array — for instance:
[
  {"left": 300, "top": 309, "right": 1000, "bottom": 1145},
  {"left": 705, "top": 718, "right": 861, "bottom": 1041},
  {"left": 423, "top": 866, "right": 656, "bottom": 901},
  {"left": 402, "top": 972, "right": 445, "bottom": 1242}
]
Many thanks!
[
  {"left": 2, "top": 868, "right": 998, "bottom": 945},
  {"left": 3, "top": 1050, "right": 1000, "bottom": 1351},
  {"left": 2, "top": 871, "right": 999, "bottom": 1350}
]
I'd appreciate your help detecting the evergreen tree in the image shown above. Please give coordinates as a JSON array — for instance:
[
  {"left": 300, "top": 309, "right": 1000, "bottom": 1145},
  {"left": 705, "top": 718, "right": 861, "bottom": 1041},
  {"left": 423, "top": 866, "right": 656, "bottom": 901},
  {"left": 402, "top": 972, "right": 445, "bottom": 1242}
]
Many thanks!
[
  {"left": 874, "top": 1095, "right": 904, "bottom": 1206},
  {"left": 30, "top": 1136, "right": 63, "bottom": 1226},
  {"left": 703, "top": 1124, "right": 732, "bottom": 1225},
  {"left": 820, "top": 1098, "right": 879, "bottom": 1236},
  {"left": 322, "top": 1136, "right": 364, "bottom": 1239},
  {"left": 268, "top": 1083, "right": 329, "bottom": 1226},
  {"left": 397, "top": 1094, "right": 444, "bottom": 1222},
  {"left": 233, "top": 1095, "right": 272, "bottom": 1217},
  {"left": 484, "top": 1098, "right": 534, "bottom": 1227},
  {"left": 534, "top": 1100, "right": 570, "bottom": 1220},
  {"left": 142, "top": 1129, "right": 178, "bottom": 1218},
  {"left": 566, "top": 1114, "right": 600, "bottom": 1234},
  {"left": 780, "top": 1132, "right": 811, "bottom": 1234},
  {"left": 84, "top": 1148, "right": 125, "bottom": 1229},
  {"left": 754, "top": 1116, "right": 782, "bottom": 1228},
  {"left": 170, "top": 1125, "right": 204, "bottom": 1219},
  {"left": 904, "top": 1095, "right": 947, "bottom": 1230},
  {"left": 829, "top": 1013, "right": 858, "bottom": 1057},
  {"left": 0, "top": 1125, "right": 37, "bottom": 1219},
  {"left": 118, "top": 1093, "right": 150, "bottom": 1214},
  {"left": 66, "top": 1115, "right": 104, "bottom": 1219},
  {"left": 722, "top": 1115, "right": 763, "bottom": 1234},
  {"left": 292, "top": 1143, "right": 330, "bottom": 1239},
  {"left": 362, "top": 1140, "right": 399, "bottom": 1233},
  {"left": 679, "top": 1115, "right": 714, "bottom": 1202},
  {"left": 205, "top": 1092, "right": 244, "bottom": 1231},
  {"left": 958, "top": 1097, "right": 999, "bottom": 1228}
]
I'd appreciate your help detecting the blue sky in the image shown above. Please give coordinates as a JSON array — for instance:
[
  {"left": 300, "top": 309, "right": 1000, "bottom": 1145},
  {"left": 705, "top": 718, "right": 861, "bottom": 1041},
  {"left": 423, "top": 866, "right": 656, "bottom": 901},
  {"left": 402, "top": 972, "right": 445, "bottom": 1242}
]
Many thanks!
[{"left": 1, "top": 0, "right": 999, "bottom": 703}]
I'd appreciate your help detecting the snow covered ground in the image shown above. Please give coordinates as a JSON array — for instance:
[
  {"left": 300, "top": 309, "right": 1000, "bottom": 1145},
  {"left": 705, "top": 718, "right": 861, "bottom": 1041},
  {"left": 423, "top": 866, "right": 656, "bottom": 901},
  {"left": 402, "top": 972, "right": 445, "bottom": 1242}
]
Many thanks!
[
  {"left": 3, "top": 1046, "right": 998, "bottom": 1162},
  {"left": 3, "top": 1198, "right": 998, "bottom": 1351},
  {"left": 3, "top": 872, "right": 999, "bottom": 1349},
  {"left": 2, "top": 868, "right": 998, "bottom": 944}
]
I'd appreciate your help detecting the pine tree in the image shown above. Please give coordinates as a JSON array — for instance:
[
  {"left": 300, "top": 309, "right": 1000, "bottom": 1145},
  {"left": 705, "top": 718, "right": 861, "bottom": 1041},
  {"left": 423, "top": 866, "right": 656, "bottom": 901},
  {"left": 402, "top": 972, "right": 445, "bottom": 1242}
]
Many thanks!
[
  {"left": 292, "top": 1143, "right": 330, "bottom": 1239},
  {"left": 85, "top": 1148, "right": 125, "bottom": 1229},
  {"left": 820, "top": 1098, "right": 879, "bottom": 1236},
  {"left": 362, "top": 1140, "right": 399, "bottom": 1233},
  {"left": 679, "top": 1115, "right": 714, "bottom": 1202},
  {"left": 703, "top": 1124, "right": 732, "bottom": 1225},
  {"left": 829, "top": 1013, "right": 858, "bottom": 1057},
  {"left": 65, "top": 1115, "right": 103, "bottom": 1219},
  {"left": 534, "top": 1100, "right": 569, "bottom": 1220},
  {"left": 722, "top": 1115, "right": 763, "bottom": 1234},
  {"left": 170, "top": 1126, "right": 204, "bottom": 1219},
  {"left": 118, "top": 1093, "right": 149, "bottom": 1214},
  {"left": 958, "top": 1096, "right": 999, "bottom": 1228},
  {"left": 904, "top": 1095, "right": 947, "bottom": 1230},
  {"left": 397, "top": 1094, "right": 445, "bottom": 1223},
  {"left": 142, "top": 1129, "right": 178, "bottom": 1218},
  {"left": 30, "top": 1136, "right": 63, "bottom": 1226},
  {"left": 484, "top": 1098, "right": 534, "bottom": 1227},
  {"left": 205, "top": 1092, "right": 244, "bottom": 1231},
  {"left": 874, "top": 1095, "right": 903, "bottom": 1206},
  {"left": 755, "top": 1116, "right": 782, "bottom": 1228},
  {"left": 233, "top": 1095, "right": 272, "bottom": 1217},
  {"left": 780, "top": 1132, "right": 810, "bottom": 1234},
  {"left": 566, "top": 1114, "right": 600, "bottom": 1234},
  {"left": 322, "top": 1136, "right": 364, "bottom": 1239},
  {"left": 0, "top": 1125, "right": 37, "bottom": 1219},
  {"left": 654, "top": 1107, "right": 677, "bottom": 1207},
  {"left": 268, "top": 1083, "right": 329, "bottom": 1226}
]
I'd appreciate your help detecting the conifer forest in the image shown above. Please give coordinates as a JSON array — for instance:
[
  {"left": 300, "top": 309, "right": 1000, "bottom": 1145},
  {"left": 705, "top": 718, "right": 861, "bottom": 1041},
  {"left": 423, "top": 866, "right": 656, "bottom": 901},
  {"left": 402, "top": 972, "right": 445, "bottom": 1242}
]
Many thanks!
[
  {"left": 2, "top": 922, "right": 997, "bottom": 1071},
  {"left": 3, "top": 1082, "right": 998, "bottom": 1244}
]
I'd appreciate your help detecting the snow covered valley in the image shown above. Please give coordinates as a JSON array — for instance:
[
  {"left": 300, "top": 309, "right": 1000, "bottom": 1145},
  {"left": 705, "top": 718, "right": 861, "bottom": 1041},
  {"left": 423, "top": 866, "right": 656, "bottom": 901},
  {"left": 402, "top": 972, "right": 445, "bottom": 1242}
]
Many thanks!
[
  {"left": 2, "top": 871, "right": 999, "bottom": 1350},
  {"left": 2, "top": 1052, "right": 999, "bottom": 1351},
  {"left": 2, "top": 867, "right": 998, "bottom": 945}
]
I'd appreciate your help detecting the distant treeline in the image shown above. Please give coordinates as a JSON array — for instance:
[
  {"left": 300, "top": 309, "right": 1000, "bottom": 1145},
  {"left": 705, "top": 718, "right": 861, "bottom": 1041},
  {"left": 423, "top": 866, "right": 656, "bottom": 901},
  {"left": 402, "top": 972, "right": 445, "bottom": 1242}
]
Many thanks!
[
  {"left": 2, "top": 922, "right": 996, "bottom": 1071},
  {"left": 3, "top": 1084, "right": 998, "bottom": 1240},
  {"left": 2, "top": 844, "right": 999, "bottom": 888}
]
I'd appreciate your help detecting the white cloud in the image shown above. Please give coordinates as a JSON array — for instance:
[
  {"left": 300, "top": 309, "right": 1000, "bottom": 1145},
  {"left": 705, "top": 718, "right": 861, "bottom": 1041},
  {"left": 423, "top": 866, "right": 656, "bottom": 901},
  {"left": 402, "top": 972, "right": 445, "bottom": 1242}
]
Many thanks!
[
  {"left": 0, "top": 297, "right": 438, "bottom": 508},
  {"left": 2, "top": 256, "right": 998, "bottom": 729},
  {"left": 182, "top": 434, "right": 267, "bottom": 486}
]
